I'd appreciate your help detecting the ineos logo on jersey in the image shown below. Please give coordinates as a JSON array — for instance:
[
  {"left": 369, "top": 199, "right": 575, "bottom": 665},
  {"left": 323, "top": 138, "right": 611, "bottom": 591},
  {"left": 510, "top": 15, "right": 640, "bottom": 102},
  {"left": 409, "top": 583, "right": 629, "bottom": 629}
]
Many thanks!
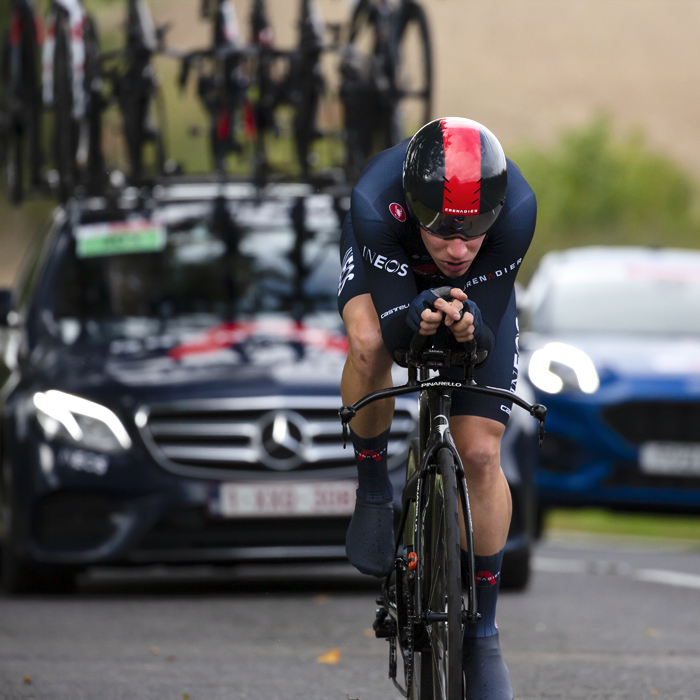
[
  {"left": 362, "top": 246, "right": 409, "bottom": 277},
  {"left": 390, "top": 202, "right": 406, "bottom": 222},
  {"left": 338, "top": 248, "right": 355, "bottom": 296}
]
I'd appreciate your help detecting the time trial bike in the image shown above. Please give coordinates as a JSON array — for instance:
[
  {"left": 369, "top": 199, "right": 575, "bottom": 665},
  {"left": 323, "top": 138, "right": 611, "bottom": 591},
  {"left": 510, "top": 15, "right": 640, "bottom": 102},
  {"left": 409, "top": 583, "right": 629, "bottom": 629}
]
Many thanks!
[{"left": 339, "top": 289, "right": 546, "bottom": 699}]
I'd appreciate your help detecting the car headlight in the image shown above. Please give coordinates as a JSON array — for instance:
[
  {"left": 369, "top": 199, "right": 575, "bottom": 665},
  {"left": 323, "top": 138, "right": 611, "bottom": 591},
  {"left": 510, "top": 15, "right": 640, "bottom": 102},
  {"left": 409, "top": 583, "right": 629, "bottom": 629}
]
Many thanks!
[
  {"left": 33, "top": 390, "right": 132, "bottom": 453},
  {"left": 527, "top": 342, "right": 599, "bottom": 394}
]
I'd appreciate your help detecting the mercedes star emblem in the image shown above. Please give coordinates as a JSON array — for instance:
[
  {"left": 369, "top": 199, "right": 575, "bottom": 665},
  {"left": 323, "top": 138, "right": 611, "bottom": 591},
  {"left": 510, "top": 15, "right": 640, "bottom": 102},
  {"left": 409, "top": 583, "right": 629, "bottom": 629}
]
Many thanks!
[{"left": 256, "top": 410, "right": 308, "bottom": 470}]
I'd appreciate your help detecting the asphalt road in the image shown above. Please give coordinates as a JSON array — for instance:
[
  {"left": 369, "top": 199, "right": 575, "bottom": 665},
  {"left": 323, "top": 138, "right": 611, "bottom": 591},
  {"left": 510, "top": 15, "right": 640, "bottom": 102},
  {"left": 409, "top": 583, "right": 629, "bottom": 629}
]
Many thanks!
[{"left": 1, "top": 536, "right": 700, "bottom": 700}]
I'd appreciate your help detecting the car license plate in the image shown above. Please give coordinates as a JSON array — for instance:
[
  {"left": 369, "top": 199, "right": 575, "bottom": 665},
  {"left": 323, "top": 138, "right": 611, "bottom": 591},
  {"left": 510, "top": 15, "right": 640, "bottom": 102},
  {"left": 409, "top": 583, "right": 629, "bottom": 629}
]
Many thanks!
[
  {"left": 211, "top": 481, "right": 357, "bottom": 518},
  {"left": 639, "top": 442, "right": 700, "bottom": 476}
]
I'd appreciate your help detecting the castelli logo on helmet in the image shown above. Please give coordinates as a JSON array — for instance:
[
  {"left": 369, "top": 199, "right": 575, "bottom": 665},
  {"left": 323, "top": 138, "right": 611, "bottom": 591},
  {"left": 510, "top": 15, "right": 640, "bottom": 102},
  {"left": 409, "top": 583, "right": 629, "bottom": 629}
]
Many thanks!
[{"left": 390, "top": 203, "right": 406, "bottom": 222}]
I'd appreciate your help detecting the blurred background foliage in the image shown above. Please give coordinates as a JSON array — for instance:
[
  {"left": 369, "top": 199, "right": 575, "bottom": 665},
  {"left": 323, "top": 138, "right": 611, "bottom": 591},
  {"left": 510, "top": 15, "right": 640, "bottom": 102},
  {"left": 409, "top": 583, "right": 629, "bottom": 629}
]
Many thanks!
[{"left": 513, "top": 117, "right": 700, "bottom": 278}]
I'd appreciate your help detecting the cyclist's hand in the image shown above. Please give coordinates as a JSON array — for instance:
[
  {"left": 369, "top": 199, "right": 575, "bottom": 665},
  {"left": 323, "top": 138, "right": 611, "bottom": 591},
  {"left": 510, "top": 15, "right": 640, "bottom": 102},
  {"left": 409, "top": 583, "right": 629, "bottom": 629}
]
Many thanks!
[
  {"left": 407, "top": 288, "right": 467, "bottom": 336},
  {"left": 440, "top": 289, "right": 468, "bottom": 328},
  {"left": 449, "top": 298, "right": 482, "bottom": 343},
  {"left": 449, "top": 308, "right": 476, "bottom": 342}
]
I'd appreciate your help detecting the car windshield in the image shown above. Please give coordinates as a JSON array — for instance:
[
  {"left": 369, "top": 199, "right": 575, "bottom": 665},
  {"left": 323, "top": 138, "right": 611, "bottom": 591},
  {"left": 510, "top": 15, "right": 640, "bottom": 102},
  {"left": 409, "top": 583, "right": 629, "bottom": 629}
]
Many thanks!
[
  {"left": 533, "top": 265, "right": 700, "bottom": 335},
  {"left": 47, "top": 198, "right": 343, "bottom": 345}
]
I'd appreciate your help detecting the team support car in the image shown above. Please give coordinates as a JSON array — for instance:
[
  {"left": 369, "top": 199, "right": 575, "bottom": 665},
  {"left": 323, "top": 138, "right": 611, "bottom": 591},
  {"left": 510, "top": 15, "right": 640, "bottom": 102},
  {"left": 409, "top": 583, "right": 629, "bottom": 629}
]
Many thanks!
[
  {"left": 519, "top": 245, "right": 700, "bottom": 520},
  {"left": 0, "top": 181, "right": 536, "bottom": 593}
]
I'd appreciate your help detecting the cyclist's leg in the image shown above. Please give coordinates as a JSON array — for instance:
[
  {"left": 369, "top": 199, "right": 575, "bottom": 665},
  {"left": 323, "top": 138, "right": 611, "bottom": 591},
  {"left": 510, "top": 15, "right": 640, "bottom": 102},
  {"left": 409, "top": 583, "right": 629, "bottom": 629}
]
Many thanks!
[
  {"left": 448, "top": 291, "right": 519, "bottom": 700},
  {"left": 339, "top": 212, "right": 396, "bottom": 577},
  {"left": 340, "top": 294, "right": 394, "bottom": 437},
  {"left": 451, "top": 415, "right": 509, "bottom": 555}
]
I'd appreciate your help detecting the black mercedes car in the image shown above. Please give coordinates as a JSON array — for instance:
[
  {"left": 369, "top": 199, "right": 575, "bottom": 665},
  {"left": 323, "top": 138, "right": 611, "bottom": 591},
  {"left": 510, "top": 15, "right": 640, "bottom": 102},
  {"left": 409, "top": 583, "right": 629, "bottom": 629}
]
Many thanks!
[{"left": 0, "top": 181, "right": 536, "bottom": 592}]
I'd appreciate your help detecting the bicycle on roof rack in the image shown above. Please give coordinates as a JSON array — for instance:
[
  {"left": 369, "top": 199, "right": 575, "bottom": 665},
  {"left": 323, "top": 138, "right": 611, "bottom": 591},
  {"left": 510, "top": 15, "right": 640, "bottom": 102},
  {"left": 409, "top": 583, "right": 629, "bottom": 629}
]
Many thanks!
[
  {"left": 175, "top": 0, "right": 256, "bottom": 176},
  {"left": 109, "top": 0, "right": 171, "bottom": 186},
  {"left": 42, "top": 0, "right": 103, "bottom": 201},
  {"left": 46, "top": 0, "right": 172, "bottom": 199},
  {"left": 177, "top": 0, "right": 342, "bottom": 186},
  {"left": 339, "top": 289, "right": 546, "bottom": 699},
  {"left": 0, "top": 0, "right": 43, "bottom": 204}
]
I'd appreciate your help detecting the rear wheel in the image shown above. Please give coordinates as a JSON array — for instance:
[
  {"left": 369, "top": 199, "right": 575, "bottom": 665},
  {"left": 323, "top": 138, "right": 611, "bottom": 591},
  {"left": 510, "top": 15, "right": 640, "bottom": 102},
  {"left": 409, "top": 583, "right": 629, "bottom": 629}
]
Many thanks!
[{"left": 424, "top": 448, "right": 463, "bottom": 699}]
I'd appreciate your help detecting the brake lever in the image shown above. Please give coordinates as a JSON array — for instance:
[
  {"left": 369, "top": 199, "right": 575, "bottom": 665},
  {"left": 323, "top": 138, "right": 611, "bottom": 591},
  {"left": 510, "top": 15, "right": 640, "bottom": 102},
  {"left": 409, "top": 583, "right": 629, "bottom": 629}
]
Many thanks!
[
  {"left": 530, "top": 403, "right": 548, "bottom": 447},
  {"left": 338, "top": 405, "right": 357, "bottom": 448}
]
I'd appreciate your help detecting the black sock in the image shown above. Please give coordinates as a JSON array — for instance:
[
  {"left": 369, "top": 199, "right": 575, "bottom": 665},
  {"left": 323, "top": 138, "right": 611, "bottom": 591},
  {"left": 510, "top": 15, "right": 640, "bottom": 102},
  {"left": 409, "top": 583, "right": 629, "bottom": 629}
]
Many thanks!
[
  {"left": 350, "top": 427, "right": 393, "bottom": 503},
  {"left": 461, "top": 548, "right": 504, "bottom": 638}
]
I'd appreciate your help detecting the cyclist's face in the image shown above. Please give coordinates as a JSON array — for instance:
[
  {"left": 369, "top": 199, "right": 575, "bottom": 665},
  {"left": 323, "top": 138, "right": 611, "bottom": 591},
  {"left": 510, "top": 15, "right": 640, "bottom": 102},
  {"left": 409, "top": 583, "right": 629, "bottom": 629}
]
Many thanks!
[{"left": 420, "top": 228, "right": 486, "bottom": 278}]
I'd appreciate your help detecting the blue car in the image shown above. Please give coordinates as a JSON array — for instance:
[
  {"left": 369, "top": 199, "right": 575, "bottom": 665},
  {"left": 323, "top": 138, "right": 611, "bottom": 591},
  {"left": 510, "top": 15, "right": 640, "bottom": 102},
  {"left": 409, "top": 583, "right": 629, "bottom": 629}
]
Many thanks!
[{"left": 520, "top": 246, "right": 700, "bottom": 518}]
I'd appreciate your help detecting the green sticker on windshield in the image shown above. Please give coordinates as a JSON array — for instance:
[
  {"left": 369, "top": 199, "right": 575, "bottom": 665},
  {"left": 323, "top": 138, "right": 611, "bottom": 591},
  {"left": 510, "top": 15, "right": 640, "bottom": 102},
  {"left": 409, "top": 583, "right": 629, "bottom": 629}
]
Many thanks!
[{"left": 75, "top": 221, "right": 167, "bottom": 258}]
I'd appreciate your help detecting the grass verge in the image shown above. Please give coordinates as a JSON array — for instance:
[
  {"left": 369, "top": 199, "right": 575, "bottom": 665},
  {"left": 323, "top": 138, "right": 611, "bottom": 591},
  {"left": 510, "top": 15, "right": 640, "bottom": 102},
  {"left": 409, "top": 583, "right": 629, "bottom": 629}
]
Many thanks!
[{"left": 545, "top": 508, "right": 700, "bottom": 543}]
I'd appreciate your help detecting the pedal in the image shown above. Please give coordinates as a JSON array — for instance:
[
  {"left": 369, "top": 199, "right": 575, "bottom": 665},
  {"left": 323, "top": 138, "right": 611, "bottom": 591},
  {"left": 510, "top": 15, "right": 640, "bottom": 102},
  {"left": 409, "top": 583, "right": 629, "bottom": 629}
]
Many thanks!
[{"left": 373, "top": 607, "right": 396, "bottom": 638}]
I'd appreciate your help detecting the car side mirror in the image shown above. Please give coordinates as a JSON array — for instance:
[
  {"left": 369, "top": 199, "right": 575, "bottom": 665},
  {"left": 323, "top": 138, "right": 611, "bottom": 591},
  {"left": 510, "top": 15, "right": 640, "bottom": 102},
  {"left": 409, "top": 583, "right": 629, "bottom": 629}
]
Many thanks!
[{"left": 0, "top": 289, "right": 14, "bottom": 326}]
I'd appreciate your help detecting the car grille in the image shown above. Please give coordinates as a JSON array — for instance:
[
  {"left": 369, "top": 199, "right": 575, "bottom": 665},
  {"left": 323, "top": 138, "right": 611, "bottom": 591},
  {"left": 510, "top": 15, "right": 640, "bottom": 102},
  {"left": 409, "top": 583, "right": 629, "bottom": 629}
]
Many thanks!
[
  {"left": 138, "top": 396, "right": 418, "bottom": 479},
  {"left": 601, "top": 401, "right": 700, "bottom": 445}
]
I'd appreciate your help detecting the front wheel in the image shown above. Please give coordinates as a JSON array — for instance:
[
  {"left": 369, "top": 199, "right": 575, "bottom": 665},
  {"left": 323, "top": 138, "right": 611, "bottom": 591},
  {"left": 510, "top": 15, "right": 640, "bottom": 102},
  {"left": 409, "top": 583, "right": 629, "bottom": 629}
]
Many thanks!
[
  {"left": 424, "top": 448, "right": 463, "bottom": 699},
  {"left": 398, "top": 438, "right": 434, "bottom": 698}
]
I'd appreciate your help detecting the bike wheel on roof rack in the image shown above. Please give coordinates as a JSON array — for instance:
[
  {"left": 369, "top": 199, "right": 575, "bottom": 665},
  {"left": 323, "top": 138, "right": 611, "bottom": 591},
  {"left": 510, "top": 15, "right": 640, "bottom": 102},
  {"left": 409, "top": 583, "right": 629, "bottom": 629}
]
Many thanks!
[
  {"left": 83, "top": 13, "right": 106, "bottom": 195},
  {"left": 2, "top": 12, "right": 43, "bottom": 205},
  {"left": 391, "top": 0, "right": 432, "bottom": 141},
  {"left": 52, "top": 9, "right": 78, "bottom": 202},
  {"left": 5, "top": 121, "right": 24, "bottom": 205},
  {"left": 341, "top": 0, "right": 388, "bottom": 180}
]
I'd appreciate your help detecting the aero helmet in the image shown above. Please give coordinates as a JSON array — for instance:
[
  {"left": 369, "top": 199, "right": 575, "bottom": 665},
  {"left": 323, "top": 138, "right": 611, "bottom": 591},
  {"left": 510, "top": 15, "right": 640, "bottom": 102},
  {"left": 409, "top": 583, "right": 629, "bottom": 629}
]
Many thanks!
[{"left": 403, "top": 117, "right": 507, "bottom": 239}]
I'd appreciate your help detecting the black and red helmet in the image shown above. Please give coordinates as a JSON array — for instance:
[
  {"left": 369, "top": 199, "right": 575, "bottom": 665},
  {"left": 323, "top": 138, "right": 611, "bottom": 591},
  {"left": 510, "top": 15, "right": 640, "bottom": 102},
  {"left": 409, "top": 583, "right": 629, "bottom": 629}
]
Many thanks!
[{"left": 403, "top": 117, "right": 507, "bottom": 239}]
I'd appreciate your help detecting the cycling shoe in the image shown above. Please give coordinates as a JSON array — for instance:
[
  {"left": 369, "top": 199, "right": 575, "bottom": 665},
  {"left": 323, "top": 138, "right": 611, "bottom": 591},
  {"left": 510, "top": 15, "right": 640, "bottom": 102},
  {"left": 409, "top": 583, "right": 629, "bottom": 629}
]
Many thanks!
[
  {"left": 463, "top": 633, "right": 513, "bottom": 700},
  {"left": 345, "top": 497, "right": 395, "bottom": 577}
]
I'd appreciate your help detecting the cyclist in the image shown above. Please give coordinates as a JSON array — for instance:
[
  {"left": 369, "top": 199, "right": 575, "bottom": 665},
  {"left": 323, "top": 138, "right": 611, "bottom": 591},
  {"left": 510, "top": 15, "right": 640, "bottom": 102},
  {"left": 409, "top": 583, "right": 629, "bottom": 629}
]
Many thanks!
[{"left": 338, "top": 117, "right": 536, "bottom": 700}]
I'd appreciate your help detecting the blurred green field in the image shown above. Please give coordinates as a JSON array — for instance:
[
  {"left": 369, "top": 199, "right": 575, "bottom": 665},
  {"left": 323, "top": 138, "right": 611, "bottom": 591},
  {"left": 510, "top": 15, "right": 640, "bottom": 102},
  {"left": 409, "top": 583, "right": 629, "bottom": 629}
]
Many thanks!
[{"left": 545, "top": 509, "right": 700, "bottom": 544}]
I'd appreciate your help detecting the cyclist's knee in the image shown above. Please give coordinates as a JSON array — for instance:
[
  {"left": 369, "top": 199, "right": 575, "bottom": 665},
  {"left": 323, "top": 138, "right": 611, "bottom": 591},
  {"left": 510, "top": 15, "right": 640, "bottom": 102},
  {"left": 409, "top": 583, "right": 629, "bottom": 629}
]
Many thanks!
[
  {"left": 451, "top": 417, "right": 504, "bottom": 490},
  {"left": 347, "top": 322, "right": 391, "bottom": 375}
]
